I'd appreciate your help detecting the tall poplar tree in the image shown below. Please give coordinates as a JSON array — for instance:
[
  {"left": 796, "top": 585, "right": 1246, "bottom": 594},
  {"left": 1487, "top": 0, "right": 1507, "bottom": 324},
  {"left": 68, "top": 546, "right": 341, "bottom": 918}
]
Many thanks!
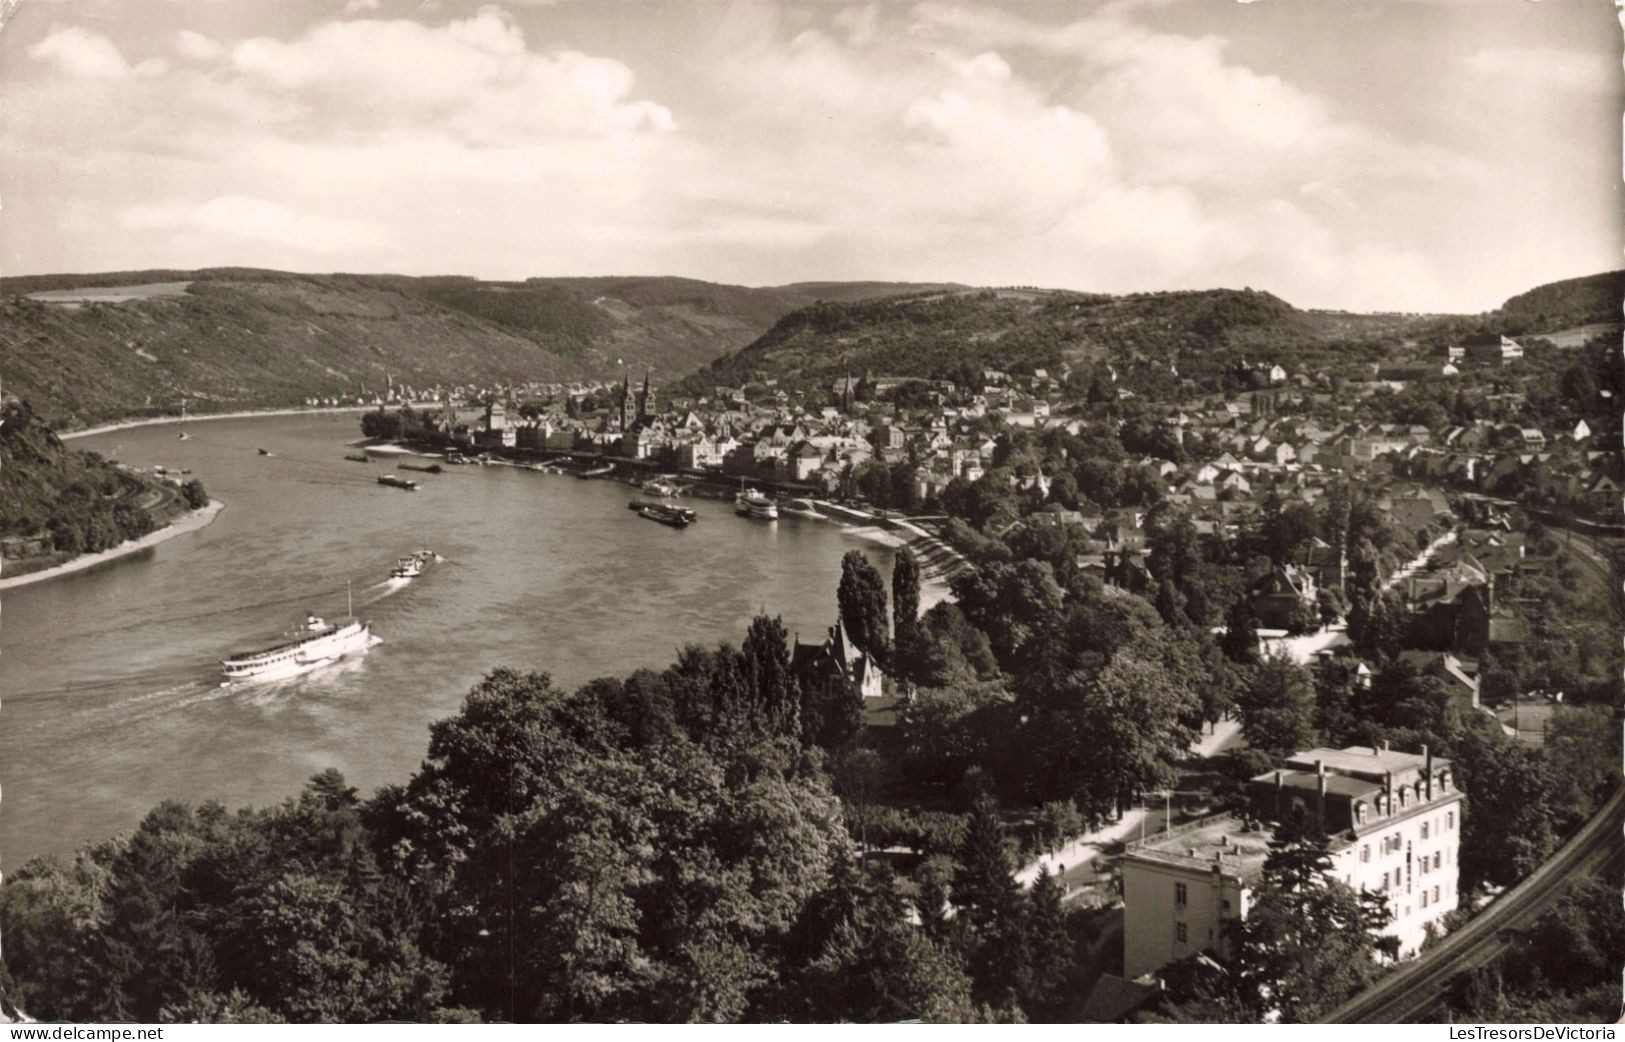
[{"left": 837, "top": 550, "right": 890, "bottom": 665}]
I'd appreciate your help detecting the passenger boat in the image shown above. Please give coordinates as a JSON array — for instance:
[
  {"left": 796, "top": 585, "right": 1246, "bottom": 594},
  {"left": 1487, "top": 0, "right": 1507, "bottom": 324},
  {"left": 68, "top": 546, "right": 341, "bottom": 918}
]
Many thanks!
[
  {"left": 377, "top": 474, "right": 419, "bottom": 490},
  {"left": 344, "top": 453, "right": 371, "bottom": 463},
  {"left": 220, "top": 610, "right": 371, "bottom": 683},
  {"left": 735, "top": 491, "right": 779, "bottom": 520},
  {"left": 779, "top": 498, "right": 824, "bottom": 519}
]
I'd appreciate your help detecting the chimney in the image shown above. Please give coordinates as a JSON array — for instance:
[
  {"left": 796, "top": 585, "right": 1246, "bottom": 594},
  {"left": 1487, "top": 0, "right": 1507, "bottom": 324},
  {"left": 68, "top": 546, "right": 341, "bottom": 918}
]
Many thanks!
[
  {"left": 1317, "top": 770, "right": 1328, "bottom": 825},
  {"left": 1274, "top": 769, "right": 1284, "bottom": 818},
  {"left": 1424, "top": 744, "right": 1434, "bottom": 800},
  {"left": 1382, "top": 739, "right": 1390, "bottom": 753}
]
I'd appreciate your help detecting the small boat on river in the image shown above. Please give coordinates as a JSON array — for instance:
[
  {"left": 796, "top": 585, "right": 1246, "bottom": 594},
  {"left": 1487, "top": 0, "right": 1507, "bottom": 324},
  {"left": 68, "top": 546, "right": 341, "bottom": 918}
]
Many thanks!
[
  {"left": 399, "top": 462, "right": 443, "bottom": 474},
  {"left": 577, "top": 463, "right": 615, "bottom": 480},
  {"left": 257, "top": 448, "right": 273, "bottom": 457},
  {"left": 391, "top": 555, "right": 425, "bottom": 579},
  {"left": 641, "top": 477, "right": 685, "bottom": 497},
  {"left": 377, "top": 474, "right": 419, "bottom": 491},
  {"left": 344, "top": 453, "right": 371, "bottom": 463},
  {"left": 634, "top": 503, "right": 694, "bottom": 528},
  {"left": 779, "top": 498, "right": 824, "bottom": 519},
  {"left": 735, "top": 491, "right": 779, "bottom": 520},
  {"left": 630, "top": 499, "right": 697, "bottom": 523}
]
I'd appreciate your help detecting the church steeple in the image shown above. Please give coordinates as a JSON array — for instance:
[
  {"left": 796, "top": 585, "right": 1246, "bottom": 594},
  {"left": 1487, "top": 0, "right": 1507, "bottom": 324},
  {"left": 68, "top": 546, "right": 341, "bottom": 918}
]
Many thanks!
[{"left": 637, "top": 369, "right": 654, "bottom": 422}]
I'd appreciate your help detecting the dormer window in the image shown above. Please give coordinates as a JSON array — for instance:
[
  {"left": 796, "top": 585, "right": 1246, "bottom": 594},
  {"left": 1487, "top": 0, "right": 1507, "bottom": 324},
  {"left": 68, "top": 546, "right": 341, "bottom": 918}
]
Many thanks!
[
  {"left": 1355, "top": 802, "right": 1368, "bottom": 825},
  {"left": 1438, "top": 770, "right": 1451, "bottom": 792},
  {"left": 1398, "top": 789, "right": 1409, "bottom": 809}
]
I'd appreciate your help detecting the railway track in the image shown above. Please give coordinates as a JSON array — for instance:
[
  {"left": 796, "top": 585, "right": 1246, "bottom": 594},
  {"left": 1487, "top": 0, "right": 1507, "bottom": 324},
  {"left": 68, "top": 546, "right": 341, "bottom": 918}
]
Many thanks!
[{"left": 1322, "top": 786, "right": 1623, "bottom": 1022}]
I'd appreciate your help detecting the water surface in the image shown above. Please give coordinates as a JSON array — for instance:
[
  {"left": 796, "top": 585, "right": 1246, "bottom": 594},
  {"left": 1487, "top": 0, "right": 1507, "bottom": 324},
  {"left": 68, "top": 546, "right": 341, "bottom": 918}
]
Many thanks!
[{"left": 2, "top": 414, "right": 901, "bottom": 865}]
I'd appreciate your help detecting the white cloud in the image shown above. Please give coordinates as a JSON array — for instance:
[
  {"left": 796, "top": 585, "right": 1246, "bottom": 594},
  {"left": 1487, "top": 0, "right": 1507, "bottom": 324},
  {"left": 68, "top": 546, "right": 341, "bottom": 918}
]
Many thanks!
[
  {"left": 343, "top": 0, "right": 383, "bottom": 13},
  {"left": 120, "top": 195, "right": 391, "bottom": 255},
  {"left": 28, "top": 26, "right": 130, "bottom": 78},
  {"left": 3, "top": 2, "right": 1614, "bottom": 311},
  {"left": 175, "top": 30, "right": 223, "bottom": 62},
  {"left": 227, "top": 9, "right": 676, "bottom": 144},
  {"left": 1462, "top": 46, "right": 1614, "bottom": 94}
]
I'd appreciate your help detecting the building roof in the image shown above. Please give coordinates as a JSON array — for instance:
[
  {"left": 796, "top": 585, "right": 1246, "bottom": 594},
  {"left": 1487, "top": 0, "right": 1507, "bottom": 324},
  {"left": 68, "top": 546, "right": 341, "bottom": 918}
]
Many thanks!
[
  {"left": 1266, "top": 768, "right": 1382, "bottom": 801},
  {"left": 1081, "top": 975, "right": 1165, "bottom": 1023},
  {"left": 1123, "top": 814, "right": 1275, "bottom": 881},
  {"left": 1282, "top": 745, "right": 1442, "bottom": 780}
]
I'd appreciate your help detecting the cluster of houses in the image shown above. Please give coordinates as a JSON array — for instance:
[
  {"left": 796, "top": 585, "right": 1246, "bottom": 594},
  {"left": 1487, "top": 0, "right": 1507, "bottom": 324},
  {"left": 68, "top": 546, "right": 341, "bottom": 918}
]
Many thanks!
[
  {"left": 449, "top": 369, "right": 1028, "bottom": 500},
  {"left": 1152, "top": 398, "right": 1614, "bottom": 521}
]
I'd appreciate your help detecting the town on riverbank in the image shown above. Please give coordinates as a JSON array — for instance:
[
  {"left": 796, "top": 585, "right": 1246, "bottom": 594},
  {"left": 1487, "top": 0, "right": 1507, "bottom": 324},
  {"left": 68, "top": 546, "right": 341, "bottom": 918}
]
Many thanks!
[
  {"left": 4, "top": 300, "right": 1619, "bottom": 1025},
  {"left": 334, "top": 322, "right": 1621, "bottom": 1021}
]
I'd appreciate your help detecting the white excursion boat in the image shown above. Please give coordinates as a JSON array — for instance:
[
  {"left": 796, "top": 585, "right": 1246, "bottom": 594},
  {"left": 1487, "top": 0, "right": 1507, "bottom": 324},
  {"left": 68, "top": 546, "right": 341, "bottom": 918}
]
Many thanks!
[
  {"left": 220, "top": 611, "right": 372, "bottom": 683},
  {"left": 735, "top": 491, "right": 779, "bottom": 520}
]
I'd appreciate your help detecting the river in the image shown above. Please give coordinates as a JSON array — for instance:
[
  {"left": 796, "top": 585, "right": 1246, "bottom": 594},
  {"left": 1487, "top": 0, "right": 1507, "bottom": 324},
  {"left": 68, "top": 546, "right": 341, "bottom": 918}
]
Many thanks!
[{"left": 2, "top": 414, "right": 919, "bottom": 866}]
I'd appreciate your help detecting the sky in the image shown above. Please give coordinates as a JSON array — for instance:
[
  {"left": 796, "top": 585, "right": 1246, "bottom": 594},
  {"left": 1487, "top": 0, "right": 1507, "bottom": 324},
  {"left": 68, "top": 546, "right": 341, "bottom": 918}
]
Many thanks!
[{"left": 0, "top": 0, "right": 1620, "bottom": 313}]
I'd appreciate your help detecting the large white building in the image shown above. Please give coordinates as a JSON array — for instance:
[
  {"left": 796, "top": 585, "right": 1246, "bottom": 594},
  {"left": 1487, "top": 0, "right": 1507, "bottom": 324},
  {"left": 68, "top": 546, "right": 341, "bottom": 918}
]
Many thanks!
[{"left": 1121, "top": 744, "right": 1464, "bottom": 979}]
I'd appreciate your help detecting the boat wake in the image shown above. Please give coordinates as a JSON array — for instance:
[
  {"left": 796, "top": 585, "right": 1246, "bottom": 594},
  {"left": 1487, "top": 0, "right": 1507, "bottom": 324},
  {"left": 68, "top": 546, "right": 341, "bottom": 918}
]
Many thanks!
[{"left": 373, "top": 576, "right": 412, "bottom": 597}]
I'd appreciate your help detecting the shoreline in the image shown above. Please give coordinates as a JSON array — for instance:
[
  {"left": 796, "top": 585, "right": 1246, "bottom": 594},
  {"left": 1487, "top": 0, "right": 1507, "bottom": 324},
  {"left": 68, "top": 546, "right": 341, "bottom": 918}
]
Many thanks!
[
  {"left": 0, "top": 499, "right": 225, "bottom": 592},
  {"left": 62, "top": 405, "right": 384, "bottom": 442}
]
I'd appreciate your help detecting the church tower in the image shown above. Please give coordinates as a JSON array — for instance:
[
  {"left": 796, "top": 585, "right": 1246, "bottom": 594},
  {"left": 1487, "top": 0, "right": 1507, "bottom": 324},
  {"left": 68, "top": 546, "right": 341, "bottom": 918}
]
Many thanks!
[
  {"left": 636, "top": 369, "right": 654, "bottom": 424},
  {"left": 617, "top": 371, "right": 633, "bottom": 431}
]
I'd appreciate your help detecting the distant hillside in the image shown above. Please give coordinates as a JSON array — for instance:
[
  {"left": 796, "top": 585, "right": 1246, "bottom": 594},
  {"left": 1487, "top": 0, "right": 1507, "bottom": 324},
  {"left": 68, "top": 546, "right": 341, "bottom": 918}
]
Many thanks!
[
  {"left": 0, "top": 270, "right": 951, "bottom": 428},
  {"left": 1407, "top": 269, "right": 1624, "bottom": 349},
  {"left": 681, "top": 285, "right": 1430, "bottom": 397},
  {"left": 1499, "top": 270, "right": 1624, "bottom": 331}
]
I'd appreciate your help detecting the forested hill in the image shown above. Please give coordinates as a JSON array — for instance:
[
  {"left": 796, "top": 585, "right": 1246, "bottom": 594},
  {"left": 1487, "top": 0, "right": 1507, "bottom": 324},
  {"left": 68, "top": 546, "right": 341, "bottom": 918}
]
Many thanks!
[
  {"left": 680, "top": 286, "right": 1435, "bottom": 396},
  {"left": 0, "top": 270, "right": 953, "bottom": 429},
  {"left": 1498, "top": 270, "right": 1624, "bottom": 331},
  {"left": 0, "top": 397, "right": 204, "bottom": 568}
]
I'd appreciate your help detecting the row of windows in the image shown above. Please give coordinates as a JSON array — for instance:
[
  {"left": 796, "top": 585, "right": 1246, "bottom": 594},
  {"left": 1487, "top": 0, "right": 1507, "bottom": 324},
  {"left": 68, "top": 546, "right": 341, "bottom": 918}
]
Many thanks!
[
  {"left": 1353, "top": 778, "right": 1453, "bottom": 824},
  {"left": 1378, "top": 850, "right": 1450, "bottom": 891},
  {"left": 1359, "top": 811, "right": 1455, "bottom": 862}
]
